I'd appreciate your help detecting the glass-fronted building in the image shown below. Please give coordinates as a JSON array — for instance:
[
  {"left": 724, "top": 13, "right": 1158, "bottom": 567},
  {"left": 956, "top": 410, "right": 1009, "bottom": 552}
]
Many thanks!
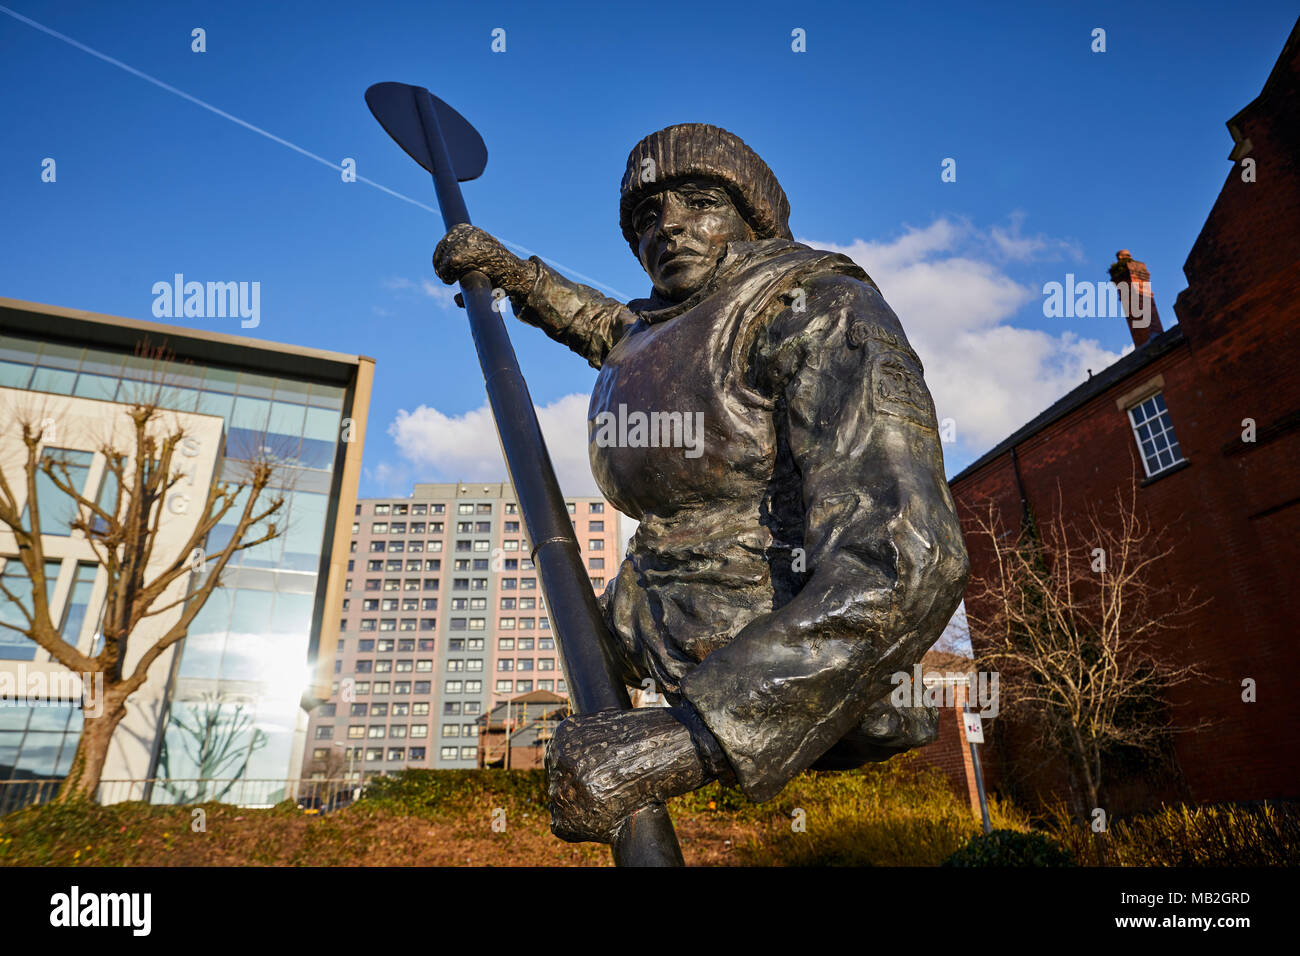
[{"left": 0, "top": 297, "right": 372, "bottom": 801}]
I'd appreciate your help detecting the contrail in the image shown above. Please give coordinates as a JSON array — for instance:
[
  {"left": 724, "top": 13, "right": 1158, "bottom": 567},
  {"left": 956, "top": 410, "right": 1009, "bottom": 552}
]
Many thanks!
[{"left": 0, "top": 4, "right": 631, "bottom": 300}]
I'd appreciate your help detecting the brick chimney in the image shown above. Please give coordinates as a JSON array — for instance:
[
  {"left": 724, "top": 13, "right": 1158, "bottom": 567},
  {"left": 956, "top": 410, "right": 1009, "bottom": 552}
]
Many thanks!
[{"left": 1108, "top": 250, "right": 1165, "bottom": 347}]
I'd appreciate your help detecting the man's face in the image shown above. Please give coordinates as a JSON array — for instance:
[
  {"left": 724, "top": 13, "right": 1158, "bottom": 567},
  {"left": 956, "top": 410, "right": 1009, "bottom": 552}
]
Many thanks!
[{"left": 634, "top": 179, "right": 754, "bottom": 302}]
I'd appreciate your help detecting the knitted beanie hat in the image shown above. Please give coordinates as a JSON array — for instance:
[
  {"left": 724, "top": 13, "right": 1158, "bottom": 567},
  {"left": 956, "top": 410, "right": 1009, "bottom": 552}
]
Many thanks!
[{"left": 619, "top": 123, "right": 792, "bottom": 255}]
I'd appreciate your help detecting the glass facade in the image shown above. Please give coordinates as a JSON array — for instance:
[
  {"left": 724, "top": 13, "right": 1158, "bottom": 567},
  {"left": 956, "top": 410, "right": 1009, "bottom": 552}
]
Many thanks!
[
  {"left": 0, "top": 331, "right": 353, "bottom": 793},
  {"left": 0, "top": 702, "right": 83, "bottom": 780}
]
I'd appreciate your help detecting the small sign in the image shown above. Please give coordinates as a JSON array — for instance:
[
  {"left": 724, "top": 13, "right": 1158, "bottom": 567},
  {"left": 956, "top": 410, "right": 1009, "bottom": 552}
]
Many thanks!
[{"left": 962, "top": 712, "right": 984, "bottom": 743}]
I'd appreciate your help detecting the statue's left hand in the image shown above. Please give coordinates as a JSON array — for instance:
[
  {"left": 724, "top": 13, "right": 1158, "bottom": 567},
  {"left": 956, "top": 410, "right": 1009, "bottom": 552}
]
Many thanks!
[{"left": 545, "top": 706, "right": 714, "bottom": 844}]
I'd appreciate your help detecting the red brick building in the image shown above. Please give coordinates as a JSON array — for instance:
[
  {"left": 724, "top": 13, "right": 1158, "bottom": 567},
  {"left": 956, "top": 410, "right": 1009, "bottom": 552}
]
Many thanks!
[
  {"left": 911, "top": 651, "right": 990, "bottom": 817},
  {"left": 948, "top": 20, "right": 1300, "bottom": 812}
]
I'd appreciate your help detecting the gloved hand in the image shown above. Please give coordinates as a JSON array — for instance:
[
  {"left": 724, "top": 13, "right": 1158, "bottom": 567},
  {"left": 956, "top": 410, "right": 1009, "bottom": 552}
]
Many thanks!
[
  {"left": 545, "top": 704, "right": 735, "bottom": 844},
  {"left": 432, "top": 223, "right": 538, "bottom": 299}
]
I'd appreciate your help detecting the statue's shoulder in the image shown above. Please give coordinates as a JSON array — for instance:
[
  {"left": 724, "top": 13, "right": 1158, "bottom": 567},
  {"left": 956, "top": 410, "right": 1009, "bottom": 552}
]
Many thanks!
[{"left": 762, "top": 252, "right": 916, "bottom": 362}]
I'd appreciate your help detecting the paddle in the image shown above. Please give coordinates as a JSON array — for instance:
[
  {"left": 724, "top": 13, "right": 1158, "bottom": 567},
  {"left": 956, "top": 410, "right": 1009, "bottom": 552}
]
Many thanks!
[{"left": 364, "top": 81, "right": 685, "bottom": 867}]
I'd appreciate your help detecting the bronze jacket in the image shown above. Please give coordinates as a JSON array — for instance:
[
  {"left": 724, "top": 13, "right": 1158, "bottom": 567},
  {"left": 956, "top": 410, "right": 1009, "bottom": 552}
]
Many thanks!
[{"left": 515, "top": 238, "right": 969, "bottom": 801}]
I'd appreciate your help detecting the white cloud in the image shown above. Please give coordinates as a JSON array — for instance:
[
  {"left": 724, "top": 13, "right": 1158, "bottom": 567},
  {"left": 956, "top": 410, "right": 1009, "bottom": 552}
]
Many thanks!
[
  {"left": 389, "top": 392, "right": 599, "bottom": 497},
  {"left": 381, "top": 276, "right": 458, "bottom": 310},
  {"left": 800, "top": 218, "right": 1125, "bottom": 457}
]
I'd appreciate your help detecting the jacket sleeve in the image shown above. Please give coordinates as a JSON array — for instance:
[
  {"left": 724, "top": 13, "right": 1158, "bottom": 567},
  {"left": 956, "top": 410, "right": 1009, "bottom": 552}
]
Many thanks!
[
  {"left": 677, "top": 273, "right": 970, "bottom": 801},
  {"left": 512, "top": 257, "right": 639, "bottom": 370}
]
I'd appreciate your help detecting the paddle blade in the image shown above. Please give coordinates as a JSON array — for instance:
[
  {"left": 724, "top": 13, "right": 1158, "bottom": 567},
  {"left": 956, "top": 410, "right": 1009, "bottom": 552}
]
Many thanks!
[{"left": 365, "top": 81, "right": 488, "bottom": 182}]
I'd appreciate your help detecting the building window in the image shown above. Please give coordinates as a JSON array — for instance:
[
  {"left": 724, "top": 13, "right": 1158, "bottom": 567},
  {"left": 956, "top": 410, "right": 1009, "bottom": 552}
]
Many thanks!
[
  {"left": 1127, "top": 392, "right": 1185, "bottom": 477},
  {"left": 374, "top": 504, "right": 390, "bottom": 516},
  {"left": 589, "top": 520, "right": 604, "bottom": 532},
  {"left": 590, "top": 502, "right": 604, "bottom": 513},
  {"left": 314, "top": 726, "right": 333, "bottom": 739},
  {"left": 588, "top": 539, "right": 604, "bottom": 551}
]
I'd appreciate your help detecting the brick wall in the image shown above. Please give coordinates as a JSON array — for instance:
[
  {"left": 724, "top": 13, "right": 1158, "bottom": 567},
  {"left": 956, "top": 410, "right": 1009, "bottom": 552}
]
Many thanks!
[{"left": 948, "top": 21, "right": 1300, "bottom": 812}]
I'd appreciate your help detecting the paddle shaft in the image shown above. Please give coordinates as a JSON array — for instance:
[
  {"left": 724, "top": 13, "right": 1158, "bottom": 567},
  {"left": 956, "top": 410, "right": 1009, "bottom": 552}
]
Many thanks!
[{"left": 412, "top": 92, "right": 684, "bottom": 867}]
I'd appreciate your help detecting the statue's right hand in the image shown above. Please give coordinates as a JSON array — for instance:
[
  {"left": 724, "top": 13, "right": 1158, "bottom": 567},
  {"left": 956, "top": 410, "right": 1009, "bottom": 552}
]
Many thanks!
[{"left": 432, "top": 224, "right": 532, "bottom": 294}]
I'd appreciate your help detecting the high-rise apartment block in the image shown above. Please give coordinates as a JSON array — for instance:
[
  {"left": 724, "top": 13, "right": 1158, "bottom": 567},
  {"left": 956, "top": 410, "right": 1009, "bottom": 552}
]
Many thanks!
[{"left": 301, "top": 481, "right": 619, "bottom": 778}]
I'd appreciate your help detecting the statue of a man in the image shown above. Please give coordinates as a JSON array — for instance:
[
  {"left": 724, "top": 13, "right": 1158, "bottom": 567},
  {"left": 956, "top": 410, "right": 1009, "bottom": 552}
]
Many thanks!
[{"left": 434, "top": 123, "right": 969, "bottom": 844}]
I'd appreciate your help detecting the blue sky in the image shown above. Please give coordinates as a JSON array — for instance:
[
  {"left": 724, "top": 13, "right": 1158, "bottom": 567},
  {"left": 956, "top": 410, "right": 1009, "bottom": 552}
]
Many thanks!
[{"left": 2, "top": 0, "right": 1295, "bottom": 499}]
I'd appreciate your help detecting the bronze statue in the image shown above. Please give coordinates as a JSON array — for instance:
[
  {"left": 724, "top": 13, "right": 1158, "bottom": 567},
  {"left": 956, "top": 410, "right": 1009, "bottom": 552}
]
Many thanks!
[{"left": 434, "top": 123, "right": 969, "bottom": 845}]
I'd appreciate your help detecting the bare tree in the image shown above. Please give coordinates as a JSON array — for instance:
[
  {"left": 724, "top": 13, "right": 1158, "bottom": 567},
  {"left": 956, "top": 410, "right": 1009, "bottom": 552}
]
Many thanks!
[
  {"left": 0, "top": 348, "right": 285, "bottom": 802},
  {"left": 964, "top": 475, "right": 1210, "bottom": 820},
  {"left": 156, "top": 692, "right": 269, "bottom": 802}
]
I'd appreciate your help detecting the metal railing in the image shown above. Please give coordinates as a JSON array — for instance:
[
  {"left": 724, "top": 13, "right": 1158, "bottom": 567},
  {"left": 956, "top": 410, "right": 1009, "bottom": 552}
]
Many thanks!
[{"left": 0, "top": 776, "right": 368, "bottom": 816}]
